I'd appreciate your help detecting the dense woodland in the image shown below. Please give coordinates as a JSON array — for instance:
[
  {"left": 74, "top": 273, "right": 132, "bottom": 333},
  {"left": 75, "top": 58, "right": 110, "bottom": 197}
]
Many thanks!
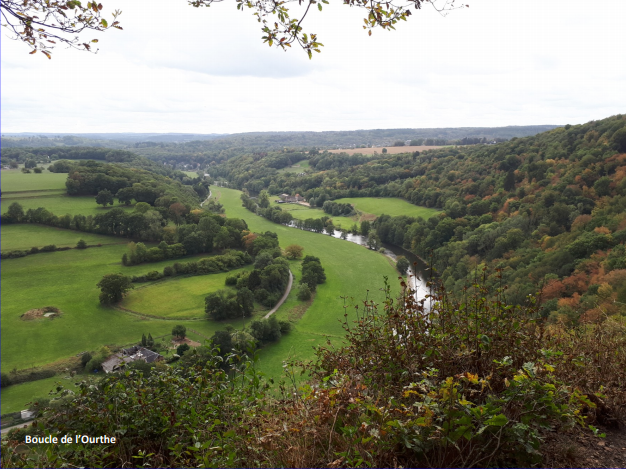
[{"left": 2, "top": 125, "right": 557, "bottom": 170}]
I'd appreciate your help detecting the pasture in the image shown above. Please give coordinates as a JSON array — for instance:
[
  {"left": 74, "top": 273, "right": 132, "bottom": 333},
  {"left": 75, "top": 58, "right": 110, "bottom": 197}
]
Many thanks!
[
  {"left": 277, "top": 159, "right": 310, "bottom": 173},
  {"left": 214, "top": 187, "right": 400, "bottom": 378},
  {"left": 1, "top": 376, "right": 79, "bottom": 414},
  {"left": 0, "top": 229, "right": 260, "bottom": 374},
  {"left": 269, "top": 196, "right": 358, "bottom": 229},
  {"left": 120, "top": 266, "right": 256, "bottom": 320},
  {"left": 1, "top": 225, "right": 126, "bottom": 251},
  {"left": 334, "top": 197, "right": 439, "bottom": 220},
  {"left": 0, "top": 170, "right": 67, "bottom": 192},
  {"left": 1, "top": 194, "right": 136, "bottom": 217},
  {"left": 327, "top": 145, "right": 446, "bottom": 155}
]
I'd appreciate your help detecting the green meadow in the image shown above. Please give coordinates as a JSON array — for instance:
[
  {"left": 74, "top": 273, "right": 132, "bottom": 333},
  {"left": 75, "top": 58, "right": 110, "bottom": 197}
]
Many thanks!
[
  {"left": 1, "top": 225, "right": 125, "bottom": 251},
  {"left": 121, "top": 266, "right": 256, "bottom": 319},
  {"left": 1, "top": 376, "right": 79, "bottom": 414},
  {"left": 1, "top": 194, "right": 135, "bottom": 217},
  {"left": 0, "top": 170, "right": 67, "bottom": 192},
  {"left": 215, "top": 187, "right": 399, "bottom": 377},
  {"left": 334, "top": 197, "right": 439, "bottom": 219},
  {"left": 0, "top": 233, "right": 255, "bottom": 374},
  {"left": 276, "top": 159, "right": 310, "bottom": 173},
  {"left": 269, "top": 196, "right": 357, "bottom": 229}
]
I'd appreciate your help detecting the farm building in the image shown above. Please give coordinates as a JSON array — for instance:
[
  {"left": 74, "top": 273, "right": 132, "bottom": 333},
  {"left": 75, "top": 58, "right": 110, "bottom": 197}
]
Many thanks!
[
  {"left": 279, "top": 193, "right": 305, "bottom": 203},
  {"left": 101, "top": 346, "right": 164, "bottom": 373}
]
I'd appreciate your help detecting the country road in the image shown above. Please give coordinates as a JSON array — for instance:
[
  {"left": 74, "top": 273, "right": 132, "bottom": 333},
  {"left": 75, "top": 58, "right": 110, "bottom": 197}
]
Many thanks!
[
  {"left": 200, "top": 189, "right": 212, "bottom": 207},
  {"left": 264, "top": 270, "right": 293, "bottom": 319},
  {"left": 1, "top": 422, "right": 30, "bottom": 435}
]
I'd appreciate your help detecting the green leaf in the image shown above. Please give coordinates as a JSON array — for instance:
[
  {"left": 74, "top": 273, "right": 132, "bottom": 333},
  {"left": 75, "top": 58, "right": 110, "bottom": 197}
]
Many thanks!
[
  {"left": 318, "top": 3, "right": 322, "bottom": 11},
  {"left": 484, "top": 414, "right": 508, "bottom": 427}
]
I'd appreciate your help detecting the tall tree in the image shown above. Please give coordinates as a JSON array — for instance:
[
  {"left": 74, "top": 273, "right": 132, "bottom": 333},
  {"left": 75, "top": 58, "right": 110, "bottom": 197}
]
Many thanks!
[
  {"left": 95, "top": 189, "right": 114, "bottom": 207},
  {"left": 97, "top": 273, "right": 133, "bottom": 304}
]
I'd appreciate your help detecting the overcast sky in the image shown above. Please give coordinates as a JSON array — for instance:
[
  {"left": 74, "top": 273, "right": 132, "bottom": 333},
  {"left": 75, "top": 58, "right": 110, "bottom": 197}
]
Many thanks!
[{"left": 1, "top": 0, "right": 625, "bottom": 133}]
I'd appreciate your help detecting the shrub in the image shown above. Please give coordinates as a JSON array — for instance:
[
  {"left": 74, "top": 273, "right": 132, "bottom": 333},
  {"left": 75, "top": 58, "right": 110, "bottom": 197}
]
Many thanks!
[
  {"left": 396, "top": 255, "right": 410, "bottom": 274},
  {"left": 0, "top": 373, "right": 11, "bottom": 388},
  {"left": 0, "top": 250, "right": 28, "bottom": 259},
  {"left": 80, "top": 352, "right": 92, "bottom": 368},
  {"left": 176, "top": 343, "right": 190, "bottom": 356},
  {"left": 163, "top": 266, "right": 174, "bottom": 277},
  {"left": 41, "top": 245, "right": 56, "bottom": 252},
  {"left": 172, "top": 325, "right": 186, "bottom": 339},
  {"left": 278, "top": 320, "right": 291, "bottom": 334},
  {"left": 76, "top": 239, "right": 87, "bottom": 249},
  {"left": 225, "top": 274, "right": 238, "bottom": 286},
  {"left": 297, "top": 284, "right": 312, "bottom": 301},
  {"left": 146, "top": 271, "right": 162, "bottom": 281}
]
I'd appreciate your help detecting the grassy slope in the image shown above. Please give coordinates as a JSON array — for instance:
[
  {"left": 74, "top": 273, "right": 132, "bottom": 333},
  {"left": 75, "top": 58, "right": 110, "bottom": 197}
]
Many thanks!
[
  {"left": 121, "top": 266, "right": 256, "bottom": 319},
  {"left": 1, "top": 225, "right": 126, "bottom": 251},
  {"left": 0, "top": 232, "right": 256, "bottom": 373},
  {"left": 276, "top": 159, "right": 310, "bottom": 173},
  {"left": 269, "top": 196, "right": 357, "bottom": 229},
  {"left": 1, "top": 376, "right": 79, "bottom": 414},
  {"left": 1, "top": 195, "right": 136, "bottom": 217},
  {"left": 216, "top": 187, "right": 399, "bottom": 378},
  {"left": 0, "top": 170, "right": 67, "bottom": 192},
  {"left": 334, "top": 197, "right": 439, "bottom": 219}
]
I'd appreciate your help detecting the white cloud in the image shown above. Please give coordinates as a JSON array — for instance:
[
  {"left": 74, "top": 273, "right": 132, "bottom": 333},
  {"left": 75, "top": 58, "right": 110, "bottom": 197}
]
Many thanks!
[{"left": 1, "top": 0, "right": 625, "bottom": 133}]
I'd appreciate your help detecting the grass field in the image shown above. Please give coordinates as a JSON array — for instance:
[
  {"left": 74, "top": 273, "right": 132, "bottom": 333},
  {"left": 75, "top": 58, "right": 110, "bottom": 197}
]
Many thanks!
[
  {"left": 269, "top": 197, "right": 358, "bottom": 229},
  {"left": 0, "top": 170, "right": 67, "bottom": 192},
  {"left": 0, "top": 376, "right": 79, "bottom": 414},
  {"left": 0, "top": 230, "right": 259, "bottom": 374},
  {"left": 1, "top": 224, "right": 126, "bottom": 251},
  {"left": 121, "top": 266, "right": 256, "bottom": 319},
  {"left": 1, "top": 194, "right": 136, "bottom": 217},
  {"left": 214, "top": 186, "right": 400, "bottom": 378},
  {"left": 2, "top": 190, "right": 66, "bottom": 199},
  {"left": 277, "top": 160, "right": 310, "bottom": 173},
  {"left": 1, "top": 176, "right": 400, "bottom": 408},
  {"left": 334, "top": 197, "right": 439, "bottom": 219}
]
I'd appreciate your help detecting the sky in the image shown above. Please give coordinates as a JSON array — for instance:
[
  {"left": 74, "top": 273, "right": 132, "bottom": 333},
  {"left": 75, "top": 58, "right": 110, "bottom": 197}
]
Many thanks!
[{"left": 1, "top": 0, "right": 625, "bottom": 134}]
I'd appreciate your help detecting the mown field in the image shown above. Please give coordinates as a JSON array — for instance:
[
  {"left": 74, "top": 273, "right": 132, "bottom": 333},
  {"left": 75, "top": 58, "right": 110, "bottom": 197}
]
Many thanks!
[
  {"left": 334, "top": 197, "right": 439, "bottom": 219},
  {"left": 276, "top": 159, "right": 310, "bottom": 173},
  {"left": 0, "top": 194, "right": 136, "bottom": 217},
  {"left": 215, "top": 187, "right": 400, "bottom": 378},
  {"left": 0, "top": 170, "right": 67, "bottom": 192},
  {"left": 0, "top": 225, "right": 126, "bottom": 251},
  {"left": 269, "top": 196, "right": 357, "bottom": 229},
  {"left": 1, "top": 169, "right": 137, "bottom": 216},
  {"left": 120, "top": 266, "right": 257, "bottom": 320}
]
